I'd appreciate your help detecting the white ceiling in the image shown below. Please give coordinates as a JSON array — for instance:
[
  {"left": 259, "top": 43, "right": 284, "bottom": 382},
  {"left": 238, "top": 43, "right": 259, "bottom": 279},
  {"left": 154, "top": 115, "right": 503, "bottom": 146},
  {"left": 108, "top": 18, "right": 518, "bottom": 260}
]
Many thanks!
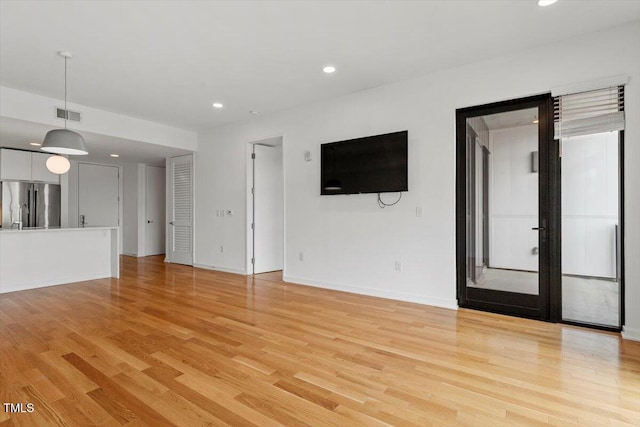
[
  {"left": 0, "top": 0, "right": 640, "bottom": 130},
  {"left": 1, "top": 1, "right": 638, "bottom": 133},
  {"left": 0, "top": 117, "right": 190, "bottom": 166}
]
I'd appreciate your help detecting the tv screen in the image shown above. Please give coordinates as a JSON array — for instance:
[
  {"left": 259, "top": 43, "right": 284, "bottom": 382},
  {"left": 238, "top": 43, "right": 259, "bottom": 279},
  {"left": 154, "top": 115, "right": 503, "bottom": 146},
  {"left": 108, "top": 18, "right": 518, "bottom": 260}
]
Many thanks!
[{"left": 321, "top": 131, "right": 408, "bottom": 195}]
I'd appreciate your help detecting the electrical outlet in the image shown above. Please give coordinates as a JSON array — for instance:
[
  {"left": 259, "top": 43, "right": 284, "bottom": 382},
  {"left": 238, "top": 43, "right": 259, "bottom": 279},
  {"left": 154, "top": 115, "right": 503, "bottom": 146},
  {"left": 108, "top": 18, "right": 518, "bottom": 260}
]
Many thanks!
[
  {"left": 395, "top": 260, "right": 402, "bottom": 272},
  {"left": 416, "top": 207, "right": 422, "bottom": 217},
  {"left": 299, "top": 252, "right": 304, "bottom": 261},
  {"left": 220, "top": 245, "right": 224, "bottom": 253}
]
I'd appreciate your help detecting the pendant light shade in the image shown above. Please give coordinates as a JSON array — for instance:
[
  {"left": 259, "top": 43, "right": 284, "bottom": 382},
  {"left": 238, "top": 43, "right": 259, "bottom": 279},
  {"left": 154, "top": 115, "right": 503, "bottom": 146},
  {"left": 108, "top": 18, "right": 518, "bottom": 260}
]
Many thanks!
[
  {"left": 42, "top": 129, "right": 88, "bottom": 155},
  {"left": 41, "top": 51, "right": 89, "bottom": 157},
  {"left": 45, "top": 155, "right": 71, "bottom": 174}
]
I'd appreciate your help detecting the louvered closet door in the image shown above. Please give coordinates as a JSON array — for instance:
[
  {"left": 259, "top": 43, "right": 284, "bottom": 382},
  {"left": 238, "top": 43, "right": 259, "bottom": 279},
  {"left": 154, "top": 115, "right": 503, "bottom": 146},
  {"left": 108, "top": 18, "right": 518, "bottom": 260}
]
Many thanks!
[{"left": 168, "top": 155, "right": 193, "bottom": 265}]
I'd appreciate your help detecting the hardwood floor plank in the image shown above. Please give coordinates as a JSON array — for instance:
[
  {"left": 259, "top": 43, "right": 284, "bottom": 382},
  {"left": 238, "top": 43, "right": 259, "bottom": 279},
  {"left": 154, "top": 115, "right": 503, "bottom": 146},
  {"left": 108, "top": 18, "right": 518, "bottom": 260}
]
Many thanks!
[
  {"left": 61, "top": 352, "right": 173, "bottom": 426},
  {"left": 0, "top": 255, "right": 638, "bottom": 426}
]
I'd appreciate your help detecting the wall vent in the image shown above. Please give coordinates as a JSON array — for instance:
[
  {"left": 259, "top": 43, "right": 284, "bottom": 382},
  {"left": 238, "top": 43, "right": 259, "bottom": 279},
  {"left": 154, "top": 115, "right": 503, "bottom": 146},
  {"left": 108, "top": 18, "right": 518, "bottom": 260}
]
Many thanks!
[{"left": 56, "top": 107, "right": 81, "bottom": 122}]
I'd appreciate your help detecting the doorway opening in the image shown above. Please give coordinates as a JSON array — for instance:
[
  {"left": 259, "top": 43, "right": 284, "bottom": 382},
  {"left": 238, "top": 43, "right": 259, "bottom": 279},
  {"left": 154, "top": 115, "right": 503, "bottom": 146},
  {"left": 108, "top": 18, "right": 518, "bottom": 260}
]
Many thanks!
[
  {"left": 246, "top": 137, "right": 284, "bottom": 275},
  {"left": 144, "top": 165, "right": 166, "bottom": 257},
  {"left": 457, "top": 95, "right": 554, "bottom": 320},
  {"left": 457, "top": 92, "right": 624, "bottom": 331}
]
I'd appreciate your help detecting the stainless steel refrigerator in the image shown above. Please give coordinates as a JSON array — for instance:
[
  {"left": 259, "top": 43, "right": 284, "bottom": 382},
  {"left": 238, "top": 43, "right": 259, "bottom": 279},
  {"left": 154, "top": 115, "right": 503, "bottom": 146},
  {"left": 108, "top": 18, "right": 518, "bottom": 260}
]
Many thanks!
[{"left": 1, "top": 181, "right": 61, "bottom": 229}]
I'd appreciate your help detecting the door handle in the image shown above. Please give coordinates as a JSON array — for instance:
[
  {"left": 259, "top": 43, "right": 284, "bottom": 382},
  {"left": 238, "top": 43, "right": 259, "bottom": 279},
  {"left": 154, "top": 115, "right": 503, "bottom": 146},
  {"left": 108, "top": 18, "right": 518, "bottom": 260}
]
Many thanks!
[
  {"left": 532, "top": 219, "right": 547, "bottom": 241},
  {"left": 147, "top": 220, "right": 154, "bottom": 224},
  {"left": 169, "top": 221, "right": 174, "bottom": 225}
]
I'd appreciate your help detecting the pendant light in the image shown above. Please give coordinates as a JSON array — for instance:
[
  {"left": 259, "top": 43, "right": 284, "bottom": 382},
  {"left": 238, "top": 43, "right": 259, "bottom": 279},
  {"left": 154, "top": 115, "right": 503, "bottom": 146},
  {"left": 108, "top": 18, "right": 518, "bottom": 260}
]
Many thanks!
[
  {"left": 45, "top": 155, "right": 71, "bottom": 174},
  {"left": 41, "top": 51, "right": 88, "bottom": 156}
]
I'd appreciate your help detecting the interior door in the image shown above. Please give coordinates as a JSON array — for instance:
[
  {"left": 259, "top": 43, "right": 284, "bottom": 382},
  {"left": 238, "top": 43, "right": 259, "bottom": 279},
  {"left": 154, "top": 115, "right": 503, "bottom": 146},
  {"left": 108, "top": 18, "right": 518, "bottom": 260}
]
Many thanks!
[
  {"left": 456, "top": 95, "right": 554, "bottom": 320},
  {"left": 252, "top": 144, "right": 284, "bottom": 274},
  {"left": 168, "top": 155, "right": 193, "bottom": 265},
  {"left": 78, "top": 163, "right": 119, "bottom": 229},
  {"left": 145, "top": 165, "right": 166, "bottom": 256}
]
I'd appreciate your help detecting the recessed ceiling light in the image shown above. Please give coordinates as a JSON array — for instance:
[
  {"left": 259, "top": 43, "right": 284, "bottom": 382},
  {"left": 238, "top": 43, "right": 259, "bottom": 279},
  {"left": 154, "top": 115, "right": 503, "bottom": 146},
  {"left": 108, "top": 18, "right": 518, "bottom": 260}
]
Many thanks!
[
  {"left": 212, "top": 102, "right": 223, "bottom": 109},
  {"left": 323, "top": 66, "right": 336, "bottom": 74},
  {"left": 30, "top": 142, "right": 42, "bottom": 146},
  {"left": 249, "top": 110, "right": 259, "bottom": 115},
  {"left": 110, "top": 154, "right": 119, "bottom": 158},
  {"left": 538, "top": 0, "right": 558, "bottom": 6}
]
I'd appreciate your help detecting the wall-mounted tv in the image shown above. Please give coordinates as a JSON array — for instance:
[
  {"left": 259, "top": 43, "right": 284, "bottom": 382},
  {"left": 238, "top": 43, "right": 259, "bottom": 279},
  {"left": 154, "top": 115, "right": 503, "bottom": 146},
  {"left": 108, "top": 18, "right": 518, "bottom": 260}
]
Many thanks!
[{"left": 320, "top": 130, "right": 408, "bottom": 195}]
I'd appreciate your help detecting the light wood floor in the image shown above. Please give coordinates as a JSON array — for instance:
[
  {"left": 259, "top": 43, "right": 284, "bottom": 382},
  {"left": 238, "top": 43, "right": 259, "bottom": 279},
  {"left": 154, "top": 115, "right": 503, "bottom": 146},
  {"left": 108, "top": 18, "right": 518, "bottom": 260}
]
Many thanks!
[{"left": 1, "top": 256, "right": 638, "bottom": 426}]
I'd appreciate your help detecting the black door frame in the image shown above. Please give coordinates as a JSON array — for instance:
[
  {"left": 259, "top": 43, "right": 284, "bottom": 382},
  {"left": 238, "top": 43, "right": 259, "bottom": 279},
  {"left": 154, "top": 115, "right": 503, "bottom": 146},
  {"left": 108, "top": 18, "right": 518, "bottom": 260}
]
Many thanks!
[
  {"left": 482, "top": 145, "right": 490, "bottom": 268},
  {"left": 456, "top": 94, "right": 559, "bottom": 322}
]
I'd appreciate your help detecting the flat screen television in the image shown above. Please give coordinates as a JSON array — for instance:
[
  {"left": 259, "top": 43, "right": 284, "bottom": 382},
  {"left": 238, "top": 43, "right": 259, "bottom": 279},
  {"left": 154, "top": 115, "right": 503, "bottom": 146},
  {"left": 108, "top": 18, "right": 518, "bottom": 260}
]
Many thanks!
[{"left": 320, "top": 130, "right": 408, "bottom": 195}]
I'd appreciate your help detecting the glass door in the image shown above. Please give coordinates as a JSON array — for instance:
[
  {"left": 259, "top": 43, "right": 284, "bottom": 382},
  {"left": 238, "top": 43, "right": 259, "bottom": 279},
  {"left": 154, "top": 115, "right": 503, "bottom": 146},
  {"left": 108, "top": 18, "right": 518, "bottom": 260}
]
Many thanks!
[
  {"left": 456, "top": 95, "right": 553, "bottom": 320},
  {"left": 560, "top": 131, "right": 622, "bottom": 328}
]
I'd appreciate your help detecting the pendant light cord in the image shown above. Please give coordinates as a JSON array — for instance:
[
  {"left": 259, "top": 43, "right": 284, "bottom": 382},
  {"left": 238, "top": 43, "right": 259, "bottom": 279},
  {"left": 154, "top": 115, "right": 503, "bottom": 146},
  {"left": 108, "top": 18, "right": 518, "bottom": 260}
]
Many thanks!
[{"left": 64, "top": 56, "right": 67, "bottom": 129}]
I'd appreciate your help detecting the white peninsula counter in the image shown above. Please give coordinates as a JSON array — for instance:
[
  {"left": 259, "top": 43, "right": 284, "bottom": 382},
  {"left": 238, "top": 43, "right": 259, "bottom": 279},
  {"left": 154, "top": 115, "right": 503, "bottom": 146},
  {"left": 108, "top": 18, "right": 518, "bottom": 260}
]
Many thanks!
[{"left": 0, "top": 227, "right": 119, "bottom": 293}]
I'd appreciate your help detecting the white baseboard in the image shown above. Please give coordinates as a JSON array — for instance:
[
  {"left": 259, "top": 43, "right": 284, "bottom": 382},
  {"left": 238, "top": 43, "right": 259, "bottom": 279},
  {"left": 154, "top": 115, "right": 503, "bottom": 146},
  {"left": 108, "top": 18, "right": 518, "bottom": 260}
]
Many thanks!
[
  {"left": 193, "top": 263, "right": 247, "bottom": 275},
  {"left": 122, "top": 252, "right": 139, "bottom": 257},
  {"left": 282, "top": 275, "right": 458, "bottom": 310},
  {"left": 622, "top": 326, "right": 640, "bottom": 341},
  {"left": 0, "top": 271, "right": 113, "bottom": 294}
]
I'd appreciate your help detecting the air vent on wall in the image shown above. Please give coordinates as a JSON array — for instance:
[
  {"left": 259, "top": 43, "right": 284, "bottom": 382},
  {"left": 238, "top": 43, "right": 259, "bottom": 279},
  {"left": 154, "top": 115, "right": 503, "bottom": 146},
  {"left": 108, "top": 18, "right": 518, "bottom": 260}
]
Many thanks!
[{"left": 56, "top": 107, "right": 81, "bottom": 122}]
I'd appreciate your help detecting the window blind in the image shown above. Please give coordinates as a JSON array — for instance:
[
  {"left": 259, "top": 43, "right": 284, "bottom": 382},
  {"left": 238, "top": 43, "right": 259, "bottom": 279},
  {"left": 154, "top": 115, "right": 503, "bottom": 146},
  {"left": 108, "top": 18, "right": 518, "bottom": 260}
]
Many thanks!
[{"left": 554, "top": 85, "right": 624, "bottom": 139}]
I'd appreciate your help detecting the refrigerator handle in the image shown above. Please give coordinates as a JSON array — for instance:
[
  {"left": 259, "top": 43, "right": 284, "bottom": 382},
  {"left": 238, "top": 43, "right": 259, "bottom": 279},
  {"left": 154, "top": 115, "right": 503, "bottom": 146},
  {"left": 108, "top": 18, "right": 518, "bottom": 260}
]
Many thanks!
[
  {"left": 28, "top": 185, "right": 32, "bottom": 227},
  {"left": 33, "top": 186, "right": 37, "bottom": 228}
]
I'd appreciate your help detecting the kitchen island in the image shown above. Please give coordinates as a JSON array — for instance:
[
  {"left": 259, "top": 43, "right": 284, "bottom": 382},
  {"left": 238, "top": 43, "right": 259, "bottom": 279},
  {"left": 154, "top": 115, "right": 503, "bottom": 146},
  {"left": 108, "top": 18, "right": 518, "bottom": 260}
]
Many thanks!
[{"left": 0, "top": 227, "right": 119, "bottom": 293}]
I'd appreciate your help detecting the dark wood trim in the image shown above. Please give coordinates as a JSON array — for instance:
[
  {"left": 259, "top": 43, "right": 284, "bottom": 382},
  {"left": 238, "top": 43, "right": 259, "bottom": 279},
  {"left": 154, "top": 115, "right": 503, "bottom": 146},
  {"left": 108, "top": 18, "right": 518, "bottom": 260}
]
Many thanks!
[
  {"left": 619, "top": 130, "right": 625, "bottom": 329},
  {"left": 456, "top": 94, "right": 553, "bottom": 321},
  {"left": 466, "top": 124, "right": 477, "bottom": 284},
  {"left": 467, "top": 287, "right": 539, "bottom": 308},
  {"left": 482, "top": 146, "right": 490, "bottom": 268},
  {"left": 456, "top": 110, "right": 468, "bottom": 306},
  {"left": 546, "top": 95, "right": 562, "bottom": 323},
  {"left": 537, "top": 96, "right": 552, "bottom": 320},
  {"left": 463, "top": 289, "right": 541, "bottom": 319},
  {"left": 562, "top": 320, "right": 622, "bottom": 334}
]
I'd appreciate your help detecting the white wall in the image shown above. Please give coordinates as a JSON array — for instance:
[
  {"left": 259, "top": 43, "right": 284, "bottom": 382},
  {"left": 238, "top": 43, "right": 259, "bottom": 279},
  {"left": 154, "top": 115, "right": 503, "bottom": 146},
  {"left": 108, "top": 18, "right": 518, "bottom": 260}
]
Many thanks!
[
  {"left": 137, "top": 164, "right": 146, "bottom": 257},
  {"left": 195, "top": 23, "right": 640, "bottom": 338},
  {"left": 562, "top": 132, "right": 619, "bottom": 278},
  {"left": 490, "top": 124, "right": 539, "bottom": 272},
  {"left": 0, "top": 86, "right": 197, "bottom": 151},
  {"left": 123, "top": 163, "right": 139, "bottom": 256}
]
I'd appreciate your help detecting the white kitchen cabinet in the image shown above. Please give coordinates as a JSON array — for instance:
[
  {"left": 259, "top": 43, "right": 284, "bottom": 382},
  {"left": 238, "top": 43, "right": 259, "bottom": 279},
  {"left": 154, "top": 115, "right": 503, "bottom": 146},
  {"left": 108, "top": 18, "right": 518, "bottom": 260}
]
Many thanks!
[
  {"left": 0, "top": 149, "right": 31, "bottom": 181},
  {"left": 31, "top": 152, "right": 60, "bottom": 183},
  {"left": 0, "top": 149, "right": 60, "bottom": 183}
]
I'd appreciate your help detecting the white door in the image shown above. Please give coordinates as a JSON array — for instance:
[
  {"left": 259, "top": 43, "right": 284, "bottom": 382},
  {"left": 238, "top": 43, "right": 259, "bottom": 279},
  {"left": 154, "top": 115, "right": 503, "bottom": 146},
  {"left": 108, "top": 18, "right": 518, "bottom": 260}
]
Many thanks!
[
  {"left": 145, "top": 165, "right": 166, "bottom": 256},
  {"left": 253, "top": 144, "right": 283, "bottom": 273},
  {"left": 78, "top": 163, "right": 119, "bottom": 228},
  {"left": 168, "top": 155, "right": 193, "bottom": 265}
]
